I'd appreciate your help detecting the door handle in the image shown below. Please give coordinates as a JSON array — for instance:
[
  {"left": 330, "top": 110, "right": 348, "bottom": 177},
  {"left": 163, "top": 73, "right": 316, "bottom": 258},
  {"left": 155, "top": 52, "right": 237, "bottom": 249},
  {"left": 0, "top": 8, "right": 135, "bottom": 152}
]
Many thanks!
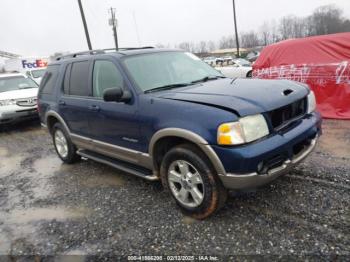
[
  {"left": 88, "top": 105, "right": 100, "bottom": 112},
  {"left": 58, "top": 100, "right": 66, "bottom": 106}
]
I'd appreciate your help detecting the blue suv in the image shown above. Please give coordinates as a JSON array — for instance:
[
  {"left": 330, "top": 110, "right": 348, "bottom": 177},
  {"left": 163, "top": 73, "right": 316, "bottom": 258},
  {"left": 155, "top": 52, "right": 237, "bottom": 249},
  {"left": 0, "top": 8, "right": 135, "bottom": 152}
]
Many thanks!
[{"left": 38, "top": 48, "right": 322, "bottom": 219}]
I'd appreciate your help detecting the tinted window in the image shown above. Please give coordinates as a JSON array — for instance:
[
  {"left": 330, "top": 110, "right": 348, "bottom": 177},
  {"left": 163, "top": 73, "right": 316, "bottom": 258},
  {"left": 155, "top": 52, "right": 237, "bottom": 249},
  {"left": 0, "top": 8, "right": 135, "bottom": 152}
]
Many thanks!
[
  {"left": 40, "top": 65, "right": 59, "bottom": 94},
  {"left": 69, "top": 61, "right": 90, "bottom": 96},
  {"left": 63, "top": 63, "right": 71, "bottom": 94},
  {"left": 93, "top": 60, "right": 123, "bottom": 98},
  {"left": 31, "top": 69, "right": 46, "bottom": 78}
]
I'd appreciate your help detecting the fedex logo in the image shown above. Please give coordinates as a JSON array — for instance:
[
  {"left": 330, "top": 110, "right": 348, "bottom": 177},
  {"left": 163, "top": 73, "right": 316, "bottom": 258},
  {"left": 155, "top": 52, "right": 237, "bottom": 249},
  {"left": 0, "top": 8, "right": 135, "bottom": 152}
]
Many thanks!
[{"left": 22, "top": 59, "right": 48, "bottom": 69}]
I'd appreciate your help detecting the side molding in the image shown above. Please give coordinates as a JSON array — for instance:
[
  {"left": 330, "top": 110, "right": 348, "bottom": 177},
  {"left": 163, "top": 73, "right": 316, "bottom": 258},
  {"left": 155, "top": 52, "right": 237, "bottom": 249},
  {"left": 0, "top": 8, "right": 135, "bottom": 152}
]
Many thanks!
[{"left": 149, "top": 128, "right": 227, "bottom": 176}]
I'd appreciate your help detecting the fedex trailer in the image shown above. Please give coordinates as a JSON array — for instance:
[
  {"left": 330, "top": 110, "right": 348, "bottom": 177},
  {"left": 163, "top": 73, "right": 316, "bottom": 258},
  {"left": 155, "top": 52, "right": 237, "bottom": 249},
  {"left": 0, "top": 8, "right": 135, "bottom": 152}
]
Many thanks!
[{"left": 4, "top": 57, "right": 49, "bottom": 84}]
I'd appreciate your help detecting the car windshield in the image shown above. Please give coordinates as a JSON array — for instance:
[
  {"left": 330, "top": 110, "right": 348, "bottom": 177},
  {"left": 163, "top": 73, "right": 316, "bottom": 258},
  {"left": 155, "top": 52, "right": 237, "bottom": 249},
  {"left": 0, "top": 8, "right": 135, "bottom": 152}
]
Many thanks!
[
  {"left": 0, "top": 76, "right": 38, "bottom": 93},
  {"left": 123, "top": 51, "right": 223, "bottom": 92},
  {"left": 31, "top": 69, "right": 46, "bottom": 78}
]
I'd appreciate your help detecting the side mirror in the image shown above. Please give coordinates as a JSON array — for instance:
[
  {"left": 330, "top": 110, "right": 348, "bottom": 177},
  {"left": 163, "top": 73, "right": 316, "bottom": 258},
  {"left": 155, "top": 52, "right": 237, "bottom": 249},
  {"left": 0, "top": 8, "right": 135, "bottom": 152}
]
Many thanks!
[{"left": 103, "top": 87, "right": 132, "bottom": 103}]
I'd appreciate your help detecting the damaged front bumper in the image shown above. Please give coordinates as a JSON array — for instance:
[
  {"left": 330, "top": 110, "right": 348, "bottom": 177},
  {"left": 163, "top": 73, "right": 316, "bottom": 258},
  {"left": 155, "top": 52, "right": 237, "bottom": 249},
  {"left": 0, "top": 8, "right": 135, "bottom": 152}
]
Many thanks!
[{"left": 218, "top": 135, "right": 318, "bottom": 189}]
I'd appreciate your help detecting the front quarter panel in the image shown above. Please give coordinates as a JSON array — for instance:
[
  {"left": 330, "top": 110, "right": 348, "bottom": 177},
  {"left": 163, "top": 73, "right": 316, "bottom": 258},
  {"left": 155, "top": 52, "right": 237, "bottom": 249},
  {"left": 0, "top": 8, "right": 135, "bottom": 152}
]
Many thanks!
[{"left": 137, "top": 94, "right": 239, "bottom": 152}]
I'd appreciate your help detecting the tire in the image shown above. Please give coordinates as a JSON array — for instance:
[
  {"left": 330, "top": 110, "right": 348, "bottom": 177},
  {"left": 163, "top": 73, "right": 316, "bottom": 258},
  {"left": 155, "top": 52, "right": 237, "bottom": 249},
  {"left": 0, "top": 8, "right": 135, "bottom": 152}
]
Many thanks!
[
  {"left": 52, "top": 122, "right": 80, "bottom": 164},
  {"left": 160, "top": 144, "right": 227, "bottom": 219},
  {"left": 246, "top": 71, "right": 252, "bottom": 78}
]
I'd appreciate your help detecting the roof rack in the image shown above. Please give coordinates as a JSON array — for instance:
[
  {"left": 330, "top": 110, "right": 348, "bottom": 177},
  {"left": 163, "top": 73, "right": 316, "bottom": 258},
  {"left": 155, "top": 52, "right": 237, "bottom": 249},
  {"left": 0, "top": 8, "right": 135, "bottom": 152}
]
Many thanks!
[{"left": 56, "top": 46, "right": 155, "bottom": 61}]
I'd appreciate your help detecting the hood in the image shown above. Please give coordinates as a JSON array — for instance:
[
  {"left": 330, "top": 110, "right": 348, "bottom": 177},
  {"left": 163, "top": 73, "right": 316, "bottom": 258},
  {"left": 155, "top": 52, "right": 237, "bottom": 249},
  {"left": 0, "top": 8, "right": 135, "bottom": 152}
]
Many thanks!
[
  {"left": 156, "top": 78, "right": 308, "bottom": 116},
  {"left": 0, "top": 88, "right": 38, "bottom": 100}
]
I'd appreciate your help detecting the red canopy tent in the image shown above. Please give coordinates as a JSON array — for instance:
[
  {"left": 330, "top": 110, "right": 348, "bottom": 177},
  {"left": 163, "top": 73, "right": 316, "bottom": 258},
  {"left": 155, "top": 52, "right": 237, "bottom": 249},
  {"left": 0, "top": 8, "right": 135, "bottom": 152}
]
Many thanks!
[{"left": 253, "top": 33, "right": 350, "bottom": 119}]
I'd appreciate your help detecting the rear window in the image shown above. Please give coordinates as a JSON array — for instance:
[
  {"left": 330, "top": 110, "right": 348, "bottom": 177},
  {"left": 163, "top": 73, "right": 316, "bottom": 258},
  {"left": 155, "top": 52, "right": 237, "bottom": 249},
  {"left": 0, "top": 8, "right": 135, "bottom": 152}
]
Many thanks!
[
  {"left": 69, "top": 61, "right": 90, "bottom": 96},
  {"left": 40, "top": 65, "right": 59, "bottom": 94}
]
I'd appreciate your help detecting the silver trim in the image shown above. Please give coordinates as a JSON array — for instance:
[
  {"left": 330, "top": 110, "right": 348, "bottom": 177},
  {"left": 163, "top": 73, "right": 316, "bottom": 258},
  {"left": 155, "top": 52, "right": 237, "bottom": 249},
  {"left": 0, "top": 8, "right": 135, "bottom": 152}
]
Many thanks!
[
  {"left": 77, "top": 150, "right": 159, "bottom": 181},
  {"left": 149, "top": 128, "right": 226, "bottom": 175},
  {"left": 44, "top": 112, "right": 226, "bottom": 176},
  {"left": 45, "top": 110, "right": 71, "bottom": 133},
  {"left": 219, "top": 135, "right": 318, "bottom": 190},
  {"left": 70, "top": 133, "right": 153, "bottom": 169}
]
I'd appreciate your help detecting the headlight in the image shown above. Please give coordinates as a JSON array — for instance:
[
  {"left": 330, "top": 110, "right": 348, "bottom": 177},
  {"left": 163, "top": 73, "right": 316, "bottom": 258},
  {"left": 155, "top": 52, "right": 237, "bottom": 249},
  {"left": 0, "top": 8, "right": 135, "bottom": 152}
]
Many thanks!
[
  {"left": 307, "top": 90, "right": 316, "bottom": 114},
  {"left": 0, "top": 99, "right": 16, "bottom": 106},
  {"left": 217, "top": 114, "right": 269, "bottom": 145}
]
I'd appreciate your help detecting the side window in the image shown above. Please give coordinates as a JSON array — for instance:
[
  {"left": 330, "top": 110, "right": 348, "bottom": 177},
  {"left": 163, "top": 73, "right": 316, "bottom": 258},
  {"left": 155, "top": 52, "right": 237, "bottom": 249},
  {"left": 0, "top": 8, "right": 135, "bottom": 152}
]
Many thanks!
[
  {"left": 92, "top": 60, "right": 124, "bottom": 98},
  {"left": 69, "top": 61, "right": 90, "bottom": 96},
  {"left": 39, "top": 65, "right": 59, "bottom": 94},
  {"left": 63, "top": 63, "right": 71, "bottom": 94}
]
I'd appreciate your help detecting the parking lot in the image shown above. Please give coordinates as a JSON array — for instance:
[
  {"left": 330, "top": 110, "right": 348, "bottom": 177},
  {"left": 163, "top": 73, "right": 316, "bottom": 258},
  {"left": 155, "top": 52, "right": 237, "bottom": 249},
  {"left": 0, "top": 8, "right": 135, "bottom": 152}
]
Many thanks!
[{"left": 0, "top": 119, "right": 349, "bottom": 257}]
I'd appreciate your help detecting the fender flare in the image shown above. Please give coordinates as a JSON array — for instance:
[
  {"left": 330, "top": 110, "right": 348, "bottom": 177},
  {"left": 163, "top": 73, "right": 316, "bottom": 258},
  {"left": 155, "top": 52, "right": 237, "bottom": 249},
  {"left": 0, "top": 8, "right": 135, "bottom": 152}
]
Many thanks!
[
  {"left": 149, "top": 128, "right": 226, "bottom": 175},
  {"left": 45, "top": 110, "right": 70, "bottom": 134}
]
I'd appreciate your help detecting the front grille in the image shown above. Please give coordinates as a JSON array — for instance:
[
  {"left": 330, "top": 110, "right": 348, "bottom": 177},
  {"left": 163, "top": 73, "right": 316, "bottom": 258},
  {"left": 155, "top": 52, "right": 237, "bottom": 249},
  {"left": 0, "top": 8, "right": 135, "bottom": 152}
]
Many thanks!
[
  {"left": 268, "top": 97, "right": 307, "bottom": 130},
  {"left": 16, "top": 97, "right": 37, "bottom": 107}
]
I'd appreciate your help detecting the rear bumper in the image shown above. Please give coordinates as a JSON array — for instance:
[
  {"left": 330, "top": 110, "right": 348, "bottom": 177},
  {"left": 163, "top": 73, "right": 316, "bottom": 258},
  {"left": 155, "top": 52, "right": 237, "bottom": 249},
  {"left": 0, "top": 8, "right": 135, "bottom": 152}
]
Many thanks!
[{"left": 218, "top": 134, "right": 318, "bottom": 189}]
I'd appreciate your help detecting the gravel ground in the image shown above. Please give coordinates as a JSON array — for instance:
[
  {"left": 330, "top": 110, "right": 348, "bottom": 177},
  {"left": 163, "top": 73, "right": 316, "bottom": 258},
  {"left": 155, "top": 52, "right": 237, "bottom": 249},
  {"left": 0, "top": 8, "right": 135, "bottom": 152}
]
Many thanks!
[{"left": 0, "top": 119, "right": 349, "bottom": 259}]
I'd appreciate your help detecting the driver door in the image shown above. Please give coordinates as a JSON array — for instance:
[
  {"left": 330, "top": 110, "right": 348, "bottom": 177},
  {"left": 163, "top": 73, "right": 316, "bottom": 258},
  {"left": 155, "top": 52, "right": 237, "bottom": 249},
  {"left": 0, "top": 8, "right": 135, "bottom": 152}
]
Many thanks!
[{"left": 87, "top": 59, "right": 141, "bottom": 157}]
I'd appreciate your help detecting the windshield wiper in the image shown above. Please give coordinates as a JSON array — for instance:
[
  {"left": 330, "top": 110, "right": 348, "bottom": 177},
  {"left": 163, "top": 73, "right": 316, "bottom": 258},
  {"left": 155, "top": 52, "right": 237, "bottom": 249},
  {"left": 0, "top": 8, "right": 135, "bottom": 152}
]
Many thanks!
[
  {"left": 191, "top": 75, "right": 225, "bottom": 84},
  {"left": 144, "top": 83, "right": 190, "bottom": 93},
  {"left": 19, "top": 86, "right": 38, "bottom": 89}
]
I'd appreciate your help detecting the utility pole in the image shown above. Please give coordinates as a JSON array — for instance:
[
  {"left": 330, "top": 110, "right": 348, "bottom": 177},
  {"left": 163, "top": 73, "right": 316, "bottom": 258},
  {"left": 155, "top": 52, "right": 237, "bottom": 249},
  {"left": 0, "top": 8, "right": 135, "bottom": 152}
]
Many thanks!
[
  {"left": 109, "top": 8, "right": 119, "bottom": 50},
  {"left": 77, "top": 0, "right": 92, "bottom": 50},
  {"left": 232, "top": 0, "right": 240, "bottom": 57}
]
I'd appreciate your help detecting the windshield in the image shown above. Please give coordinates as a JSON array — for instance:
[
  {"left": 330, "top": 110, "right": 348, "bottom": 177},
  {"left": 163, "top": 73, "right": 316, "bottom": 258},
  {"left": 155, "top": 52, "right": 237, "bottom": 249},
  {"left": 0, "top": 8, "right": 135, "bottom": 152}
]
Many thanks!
[
  {"left": 123, "top": 51, "right": 223, "bottom": 92},
  {"left": 31, "top": 69, "right": 46, "bottom": 78},
  {"left": 0, "top": 76, "right": 38, "bottom": 93}
]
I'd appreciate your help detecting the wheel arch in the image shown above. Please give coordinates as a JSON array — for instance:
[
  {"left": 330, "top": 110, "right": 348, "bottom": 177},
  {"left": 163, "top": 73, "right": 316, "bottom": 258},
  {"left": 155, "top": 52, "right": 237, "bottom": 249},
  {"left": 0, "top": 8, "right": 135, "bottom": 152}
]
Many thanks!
[
  {"left": 45, "top": 111, "right": 70, "bottom": 134},
  {"left": 149, "top": 128, "right": 226, "bottom": 176},
  {"left": 246, "top": 70, "right": 253, "bottom": 78}
]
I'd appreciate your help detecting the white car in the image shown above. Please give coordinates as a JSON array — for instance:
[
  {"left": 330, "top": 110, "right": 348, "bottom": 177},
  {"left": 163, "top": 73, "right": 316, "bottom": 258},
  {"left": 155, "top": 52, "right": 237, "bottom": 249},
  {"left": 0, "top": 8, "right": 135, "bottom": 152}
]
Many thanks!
[
  {"left": 216, "top": 58, "right": 253, "bottom": 78},
  {"left": 25, "top": 68, "right": 47, "bottom": 85},
  {"left": 203, "top": 57, "right": 217, "bottom": 66},
  {"left": 0, "top": 73, "right": 39, "bottom": 125}
]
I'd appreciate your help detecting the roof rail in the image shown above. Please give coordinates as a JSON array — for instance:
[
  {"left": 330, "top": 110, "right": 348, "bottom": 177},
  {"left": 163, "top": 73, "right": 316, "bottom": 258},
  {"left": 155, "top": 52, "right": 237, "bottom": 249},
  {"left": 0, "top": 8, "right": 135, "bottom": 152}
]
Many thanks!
[
  {"left": 56, "top": 46, "right": 155, "bottom": 61},
  {"left": 117, "top": 46, "right": 154, "bottom": 51}
]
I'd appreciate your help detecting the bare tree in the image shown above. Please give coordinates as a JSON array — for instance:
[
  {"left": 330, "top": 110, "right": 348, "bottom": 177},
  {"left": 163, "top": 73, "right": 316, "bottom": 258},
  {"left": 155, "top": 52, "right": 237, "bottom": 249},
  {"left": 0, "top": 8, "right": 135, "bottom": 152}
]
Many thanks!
[
  {"left": 219, "top": 36, "right": 236, "bottom": 49},
  {"left": 240, "top": 31, "right": 260, "bottom": 48},
  {"left": 308, "top": 5, "right": 350, "bottom": 35},
  {"left": 198, "top": 41, "right": 208, "bottom": 53},
  {"left": 157, "top": 4, "right": 350, "bottom": 52},
  {"left": 178, "top": 42, "right": 191, "bottom": 52},
  {"left": 260, "top": 21, "right": 271, "bottom": 46},
  {"left": 207, "top": 40, "right": 216, "bottom": 52}
]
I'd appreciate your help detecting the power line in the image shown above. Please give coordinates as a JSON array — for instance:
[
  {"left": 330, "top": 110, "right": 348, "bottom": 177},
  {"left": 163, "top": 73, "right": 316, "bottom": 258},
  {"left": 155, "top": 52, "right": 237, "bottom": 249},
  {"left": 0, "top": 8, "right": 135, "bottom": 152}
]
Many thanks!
[{"left": 77, "top": 0, "right": 92, "bottom": 50}]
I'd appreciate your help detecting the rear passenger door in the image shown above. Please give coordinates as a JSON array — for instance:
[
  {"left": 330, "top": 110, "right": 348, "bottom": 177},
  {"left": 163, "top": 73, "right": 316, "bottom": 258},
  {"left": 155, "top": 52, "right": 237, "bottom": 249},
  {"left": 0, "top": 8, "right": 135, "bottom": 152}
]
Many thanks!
[
  {"left": 87, "top": 59, "right": 141, "bottom": 152},
  {"left": 58, "top": 60, "right": 92, "bottom": 137}
]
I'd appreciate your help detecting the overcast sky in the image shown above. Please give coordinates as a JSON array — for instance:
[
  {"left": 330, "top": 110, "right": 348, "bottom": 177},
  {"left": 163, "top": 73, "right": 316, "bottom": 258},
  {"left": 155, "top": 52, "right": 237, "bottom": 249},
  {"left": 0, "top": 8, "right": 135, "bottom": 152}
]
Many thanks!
[{"left": 0, "top": 0, "right": 349, "bottom": 57}]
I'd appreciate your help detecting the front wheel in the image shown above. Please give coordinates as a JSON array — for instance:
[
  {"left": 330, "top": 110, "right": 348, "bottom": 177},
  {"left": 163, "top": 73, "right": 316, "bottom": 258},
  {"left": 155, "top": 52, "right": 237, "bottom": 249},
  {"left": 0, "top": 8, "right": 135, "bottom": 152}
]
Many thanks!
[
  {"left": 160, "top": 144, "right": 227, "bottom": 219},
  {"left": 52, "top": 122, "right": 80, "bottom": 164}
]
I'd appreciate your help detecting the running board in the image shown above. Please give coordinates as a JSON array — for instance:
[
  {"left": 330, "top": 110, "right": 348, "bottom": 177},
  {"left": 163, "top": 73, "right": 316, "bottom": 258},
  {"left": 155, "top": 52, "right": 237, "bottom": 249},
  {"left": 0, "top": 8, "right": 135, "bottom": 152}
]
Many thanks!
[{"left": 77, "top": 149, "right": 159, "bottom": 181}]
